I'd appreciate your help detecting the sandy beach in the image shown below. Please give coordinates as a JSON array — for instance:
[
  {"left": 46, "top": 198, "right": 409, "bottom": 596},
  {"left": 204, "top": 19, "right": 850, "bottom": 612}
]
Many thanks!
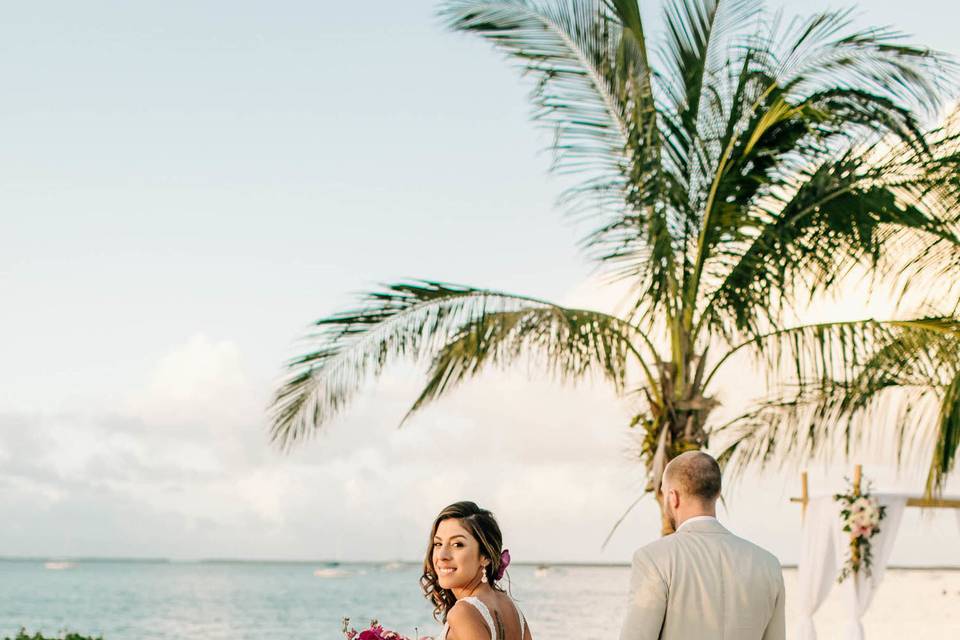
[{"left": 782, "top": 568, "right": 960, "bottom": 639}]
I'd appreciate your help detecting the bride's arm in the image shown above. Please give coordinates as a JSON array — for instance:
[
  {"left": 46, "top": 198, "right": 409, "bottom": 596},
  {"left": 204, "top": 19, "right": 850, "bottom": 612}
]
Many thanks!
[{"left": 444, "top": 602, "right": 492, "bottom": 640}]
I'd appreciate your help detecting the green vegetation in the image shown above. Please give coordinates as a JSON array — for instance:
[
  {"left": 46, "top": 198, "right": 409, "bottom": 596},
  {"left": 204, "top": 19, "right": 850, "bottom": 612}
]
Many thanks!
[{"left": 271, "top": 1, "right": 960, "bottom": 533}]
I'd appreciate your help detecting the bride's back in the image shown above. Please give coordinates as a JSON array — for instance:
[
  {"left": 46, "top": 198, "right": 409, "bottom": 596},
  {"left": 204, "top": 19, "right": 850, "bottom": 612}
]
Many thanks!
[
  {"left": 444, "top": 592, "right": 529, "bottom": 640},
  {"left": 485, "top": 591, "right": 527, "bottom": 640}
]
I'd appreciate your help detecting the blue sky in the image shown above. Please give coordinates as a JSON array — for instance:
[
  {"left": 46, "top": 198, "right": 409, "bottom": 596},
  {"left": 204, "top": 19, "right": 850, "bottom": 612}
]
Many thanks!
[{"left": 1, "top": 0, "right": 959, "bottom": 564}]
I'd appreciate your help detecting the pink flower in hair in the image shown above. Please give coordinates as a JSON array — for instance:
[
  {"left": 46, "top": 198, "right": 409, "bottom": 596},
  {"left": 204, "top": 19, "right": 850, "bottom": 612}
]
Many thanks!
[{"left": 494, "top": 549, "right": 511, "bottom": 581}]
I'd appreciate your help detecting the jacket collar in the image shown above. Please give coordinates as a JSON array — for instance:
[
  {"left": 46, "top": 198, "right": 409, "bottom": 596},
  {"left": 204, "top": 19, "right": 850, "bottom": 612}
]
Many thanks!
[{"left": 676, "top": 516, "right": 728, "bottom": 535}]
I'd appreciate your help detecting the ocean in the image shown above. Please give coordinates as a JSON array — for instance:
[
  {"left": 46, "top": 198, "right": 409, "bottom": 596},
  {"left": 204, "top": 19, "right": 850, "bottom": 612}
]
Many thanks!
[{"left": 1, "top": 560, "right": 957, "bottom": 639}]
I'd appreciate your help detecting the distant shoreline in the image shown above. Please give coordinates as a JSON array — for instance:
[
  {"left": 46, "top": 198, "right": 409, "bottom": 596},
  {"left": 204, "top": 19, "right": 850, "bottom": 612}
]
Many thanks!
[{"left": 2, "top": 556, "right": 958, "bottom": 571}]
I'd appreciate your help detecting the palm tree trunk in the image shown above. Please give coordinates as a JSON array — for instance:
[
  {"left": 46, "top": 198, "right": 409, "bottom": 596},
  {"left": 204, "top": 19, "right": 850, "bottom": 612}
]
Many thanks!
[{"left": 646, "top": 361, "right": 714, "bottom": 537}]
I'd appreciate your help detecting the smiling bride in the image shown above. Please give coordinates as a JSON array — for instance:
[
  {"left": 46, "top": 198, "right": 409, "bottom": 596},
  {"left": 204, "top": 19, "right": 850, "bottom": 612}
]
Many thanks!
[{"left": 421, "top": 502, "right": 532, "bottom": 640}]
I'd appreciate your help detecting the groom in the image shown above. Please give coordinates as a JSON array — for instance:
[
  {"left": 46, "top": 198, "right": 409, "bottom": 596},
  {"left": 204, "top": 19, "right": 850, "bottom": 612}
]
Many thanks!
[{"left": 619, "top": 451, "right": 785, "bottom": 640}]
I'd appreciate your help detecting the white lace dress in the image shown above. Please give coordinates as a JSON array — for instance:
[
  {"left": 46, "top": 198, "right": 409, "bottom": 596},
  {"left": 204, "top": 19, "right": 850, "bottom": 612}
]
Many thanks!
[{"left": 439, "top": 596, "right": 527, "bottom": 640}]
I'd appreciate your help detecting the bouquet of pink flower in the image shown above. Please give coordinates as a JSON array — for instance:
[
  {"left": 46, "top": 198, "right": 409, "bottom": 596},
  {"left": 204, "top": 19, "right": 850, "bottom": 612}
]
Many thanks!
[
  {"left": 834, "top": 481, "right": 887, "bottom": 583},
  {"left": 341, "top": 618, "right": 427, "bottom": 640}
]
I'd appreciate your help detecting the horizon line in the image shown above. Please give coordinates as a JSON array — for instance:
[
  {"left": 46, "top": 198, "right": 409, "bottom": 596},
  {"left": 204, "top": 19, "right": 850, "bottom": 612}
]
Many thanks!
[{"left": 2, "top": 556, "right": 959, "bottom": 571}]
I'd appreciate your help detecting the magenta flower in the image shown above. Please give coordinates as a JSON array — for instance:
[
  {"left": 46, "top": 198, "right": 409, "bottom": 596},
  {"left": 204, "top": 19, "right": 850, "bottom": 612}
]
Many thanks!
[{"left": 494, "top": 549, "right": 511, "bottom": 581}]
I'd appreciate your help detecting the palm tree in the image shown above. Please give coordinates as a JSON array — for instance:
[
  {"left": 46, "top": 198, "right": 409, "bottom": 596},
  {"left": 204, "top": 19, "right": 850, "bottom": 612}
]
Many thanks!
[{"left": 271, "top": 0, "right": 960, "bottom": 533}]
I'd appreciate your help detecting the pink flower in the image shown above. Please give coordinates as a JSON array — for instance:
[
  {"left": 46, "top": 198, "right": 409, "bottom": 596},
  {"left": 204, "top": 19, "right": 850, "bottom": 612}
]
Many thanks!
[{"left": 494, "top": 549, "right": 511, "bottom": 581}]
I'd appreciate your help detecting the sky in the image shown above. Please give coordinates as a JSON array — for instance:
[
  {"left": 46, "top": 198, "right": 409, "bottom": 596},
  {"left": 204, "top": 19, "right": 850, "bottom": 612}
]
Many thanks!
[{"left": 1, "top": 0, "right": 959, "bottom": 566}]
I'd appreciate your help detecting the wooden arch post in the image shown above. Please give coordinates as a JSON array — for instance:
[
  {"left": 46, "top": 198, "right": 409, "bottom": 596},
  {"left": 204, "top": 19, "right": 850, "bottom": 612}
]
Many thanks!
[{"left": 791, "top": 464, "right": 960, "bottom": 510}]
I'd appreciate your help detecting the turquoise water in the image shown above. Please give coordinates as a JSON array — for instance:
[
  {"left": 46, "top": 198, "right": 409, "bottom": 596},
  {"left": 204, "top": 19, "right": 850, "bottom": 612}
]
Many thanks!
[
  {"left": 4, "top": 561, "right": 959, "bottom": 639},
  {"left": 0, "top": 560, "right": 629, "bottom": 639}
]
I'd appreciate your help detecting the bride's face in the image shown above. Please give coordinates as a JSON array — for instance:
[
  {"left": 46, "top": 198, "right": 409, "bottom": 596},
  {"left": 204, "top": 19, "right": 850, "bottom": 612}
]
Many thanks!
[{"left": 433, "top": 518, "right": 488, "bottom": 591}]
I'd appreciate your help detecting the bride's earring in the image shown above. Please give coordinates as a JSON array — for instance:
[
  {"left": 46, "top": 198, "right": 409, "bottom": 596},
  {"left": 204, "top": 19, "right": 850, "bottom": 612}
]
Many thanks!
[{"left": 481, "top": 566, "right": 488, "bottom": 584}]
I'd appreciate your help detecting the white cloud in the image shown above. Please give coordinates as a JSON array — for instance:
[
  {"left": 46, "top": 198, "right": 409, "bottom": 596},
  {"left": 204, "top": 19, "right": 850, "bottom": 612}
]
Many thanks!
[
  {"left": 125, "top": 334, "right": 256, "bottom": 431},
  {"left": 1, "top": 313, "right": 959, "bottom": 566}
]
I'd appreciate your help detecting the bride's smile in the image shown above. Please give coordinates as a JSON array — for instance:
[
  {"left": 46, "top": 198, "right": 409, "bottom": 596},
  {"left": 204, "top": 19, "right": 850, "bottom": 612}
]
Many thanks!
[{"left": 433, "top": 519, "right": 489, "bottom": 593}]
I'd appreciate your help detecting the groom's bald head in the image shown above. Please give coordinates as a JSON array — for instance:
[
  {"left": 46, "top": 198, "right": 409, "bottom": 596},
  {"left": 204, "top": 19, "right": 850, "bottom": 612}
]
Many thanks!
[{"left": 663, "top": 451, "right": 722, "bottom": 503}]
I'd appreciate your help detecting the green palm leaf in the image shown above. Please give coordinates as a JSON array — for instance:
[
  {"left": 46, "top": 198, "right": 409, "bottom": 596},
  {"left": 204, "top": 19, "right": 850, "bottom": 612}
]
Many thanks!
[
  {"left": 403, "top": 305, "right": 655, "bottom": 421},
  {"left": 271, "top": 282, "right": 562, "bottom": 448},
  {"left": 714, "top": 317, "right": 960, "bottom": 491},
  {"left": 439, "top": 0, "right": 641, "bottom": 201},
  {"left": 700, "top": 138, "right": 960, "bottom": 339}
]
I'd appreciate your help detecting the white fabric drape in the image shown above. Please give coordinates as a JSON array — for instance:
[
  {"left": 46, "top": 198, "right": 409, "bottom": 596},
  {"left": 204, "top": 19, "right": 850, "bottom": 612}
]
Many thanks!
[
  {"left": 836, "top": 494, "right": 907, "bottom": 640},
  {"left": 795, "top": 494, "right": 907, "bottom": 640},
  {"left": 796, "top": 496, "right": 840, "bottom": 640}
]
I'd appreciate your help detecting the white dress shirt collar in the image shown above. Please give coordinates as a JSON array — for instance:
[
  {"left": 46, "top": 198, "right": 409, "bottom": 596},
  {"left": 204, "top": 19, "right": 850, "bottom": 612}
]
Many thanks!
[{"left": 676, "top": 515, "right": 718, "bottom": 532}]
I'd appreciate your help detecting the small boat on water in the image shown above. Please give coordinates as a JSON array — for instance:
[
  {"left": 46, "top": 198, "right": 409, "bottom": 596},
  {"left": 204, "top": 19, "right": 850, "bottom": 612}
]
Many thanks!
[
  {"left": 43, "top": 561, "right": 75, "bottom": 570},
  {"left": 382, "top": 562, "right": 404, "bottom": 571},
  {"left": 534, "top": 564, "right": 550, "bottom": 578},
  {"left": 313, "top": 568, "right": 349, "bottom": 578}
]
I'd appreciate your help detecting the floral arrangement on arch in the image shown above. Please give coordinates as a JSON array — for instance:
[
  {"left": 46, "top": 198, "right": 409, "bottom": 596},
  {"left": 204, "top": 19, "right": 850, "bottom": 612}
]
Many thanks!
[{"left": 833, "top": 478, "right": 887, "bottom": 583}]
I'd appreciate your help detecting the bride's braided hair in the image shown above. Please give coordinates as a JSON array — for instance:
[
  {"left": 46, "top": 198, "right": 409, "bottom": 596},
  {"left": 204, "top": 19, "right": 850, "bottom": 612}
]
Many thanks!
[{"left": 420, "top": 501, "right": 505, "bottom": 622}]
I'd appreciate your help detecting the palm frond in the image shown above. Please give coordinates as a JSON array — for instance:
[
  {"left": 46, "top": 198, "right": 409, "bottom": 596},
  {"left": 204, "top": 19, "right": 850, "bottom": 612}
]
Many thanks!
[
  {"left": 440, "top": 1, "right": 682, "bottom": 321},
  {"left": 927, "top": 369, "right": 960, "bottom": 494},
  {"left": 707, "top": 316, "right": 960, "bottom": 390},
  {"left": 681, "top": 8, "right": 955, "bottom": 330},
  {"left": 440, "top": 0, "right": 645, "bottom": 212},
  {"left": 698, "top": 134, "right": 960, "bottom": 339},
  {"left": 714, "top": 384, "right": 944, "bottom": 480},
  {"left": 403, "top": 305, "right": 654, "bottom": 421},
  {"left": 270, "top": 281, "right": 562, "bottom": 448},
  {"left": 773, "top": 9, "right": 952, "bottom": 115},
  {"left": 655, "top": 0, "right": 761, "bottom": 185},
  {"left": 712, "top": 316, "right": 960, "bottom": 493}
]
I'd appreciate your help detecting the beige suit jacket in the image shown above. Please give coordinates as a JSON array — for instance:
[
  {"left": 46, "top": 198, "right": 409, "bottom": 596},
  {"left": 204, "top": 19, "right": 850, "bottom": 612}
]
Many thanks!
[{"left": 619, "top": 518, "right": 785, "bottom": 640}]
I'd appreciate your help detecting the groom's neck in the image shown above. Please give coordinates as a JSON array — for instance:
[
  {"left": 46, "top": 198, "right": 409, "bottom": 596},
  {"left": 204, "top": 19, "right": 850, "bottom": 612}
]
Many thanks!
[{"left": 675, "top": 502, "right": 717, "bottom": 528}]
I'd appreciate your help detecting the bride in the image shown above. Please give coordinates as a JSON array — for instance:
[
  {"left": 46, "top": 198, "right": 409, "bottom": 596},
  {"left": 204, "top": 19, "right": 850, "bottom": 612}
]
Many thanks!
[{"left": 421, "top": 501, "right": 533, "bottom": 640}]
